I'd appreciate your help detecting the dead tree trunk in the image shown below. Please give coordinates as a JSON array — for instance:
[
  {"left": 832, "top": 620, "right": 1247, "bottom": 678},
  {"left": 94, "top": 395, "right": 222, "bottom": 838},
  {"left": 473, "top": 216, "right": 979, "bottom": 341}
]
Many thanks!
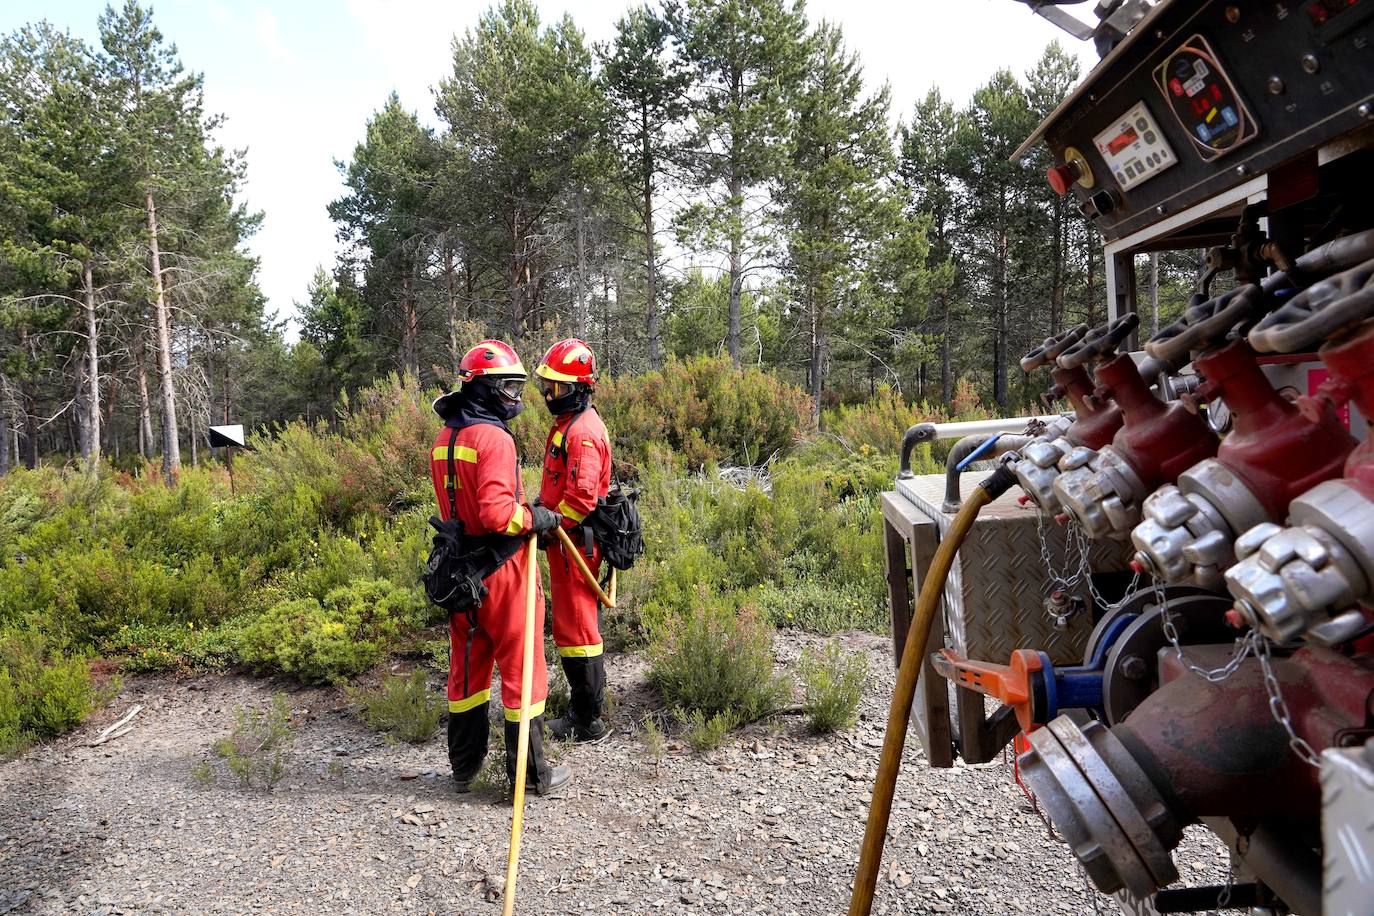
[
  {"left": 82, "top": 259, "right": 101, "bottom": 469},
  {"left": 145, "top": 190, "right": 181, "bottom": 482}
]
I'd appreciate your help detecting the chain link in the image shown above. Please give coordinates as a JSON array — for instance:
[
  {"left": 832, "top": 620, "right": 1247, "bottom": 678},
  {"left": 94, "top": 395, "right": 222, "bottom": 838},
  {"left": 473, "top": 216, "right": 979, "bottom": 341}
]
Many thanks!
[
  {"left": 1152, "top": 574, "right": 1257, "bottom": 683},
  {"left": 1255, "top": 633, "right": 1323, "bottom": 768}
]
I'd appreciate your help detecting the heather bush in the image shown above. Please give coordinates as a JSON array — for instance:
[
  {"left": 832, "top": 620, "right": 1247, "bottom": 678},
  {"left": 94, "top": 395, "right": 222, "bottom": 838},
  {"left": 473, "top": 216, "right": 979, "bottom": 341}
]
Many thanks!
[
  {"left": 648, "top": 597, "right": 790, "bottom": 723},
  {"left": 236, "top": 578, "right": 428, "bottom": 684},
  {"left": 0, "top": 629, "right": 97, "bottom": 755},
  {"left": 798, "top": 641, "right": 868, "bottom": 734},
  {"left": 598, "top": 355, "right": 811, "bottom": 467},
  {"left": 351, "top": 670, "right": 445, "bottom": 743}
]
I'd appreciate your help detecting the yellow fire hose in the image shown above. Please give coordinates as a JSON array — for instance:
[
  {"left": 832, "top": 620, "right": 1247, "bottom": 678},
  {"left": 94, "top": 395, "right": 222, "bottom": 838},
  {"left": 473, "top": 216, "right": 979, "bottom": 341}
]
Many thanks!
[
  {"left": 553, "top": 526, "right": 617, "bottom": 608},
  {"left": 847, "top": 466, "right": 1016, "bottom": 916},
  {"left": 503, "top": 535, "right": 540, "bottom": 916}
]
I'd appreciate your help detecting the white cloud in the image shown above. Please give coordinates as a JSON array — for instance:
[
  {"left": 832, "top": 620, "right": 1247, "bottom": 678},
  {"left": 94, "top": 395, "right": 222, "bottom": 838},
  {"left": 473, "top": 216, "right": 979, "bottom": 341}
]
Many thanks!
[{"left": 253, "top": 9, "right": 291, "bottom": 63}]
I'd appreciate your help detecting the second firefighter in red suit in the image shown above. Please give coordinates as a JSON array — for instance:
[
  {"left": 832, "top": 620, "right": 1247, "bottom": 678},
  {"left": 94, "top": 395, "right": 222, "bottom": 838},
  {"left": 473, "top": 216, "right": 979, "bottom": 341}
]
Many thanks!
[
  {"left": 429, "top": 340, "right": 570, "bottom": 795},
  {"left": 535, "top": 339, "right": 614, "bottom": 743}
]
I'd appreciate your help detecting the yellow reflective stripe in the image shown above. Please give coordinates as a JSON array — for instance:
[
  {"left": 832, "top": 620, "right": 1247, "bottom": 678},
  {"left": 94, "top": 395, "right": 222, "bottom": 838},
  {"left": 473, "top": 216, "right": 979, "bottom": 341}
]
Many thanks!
[
  {"left": 552, "top": 431, "right": 564, "bottom": 447},
  {"left": 582, "top": 440, "right": 594, "bottom": 447},
  {"left": 558, "top": 643, "right": 603, "bottom": 658},
  {"left": 504, "top": 699, "right": 546, "bottom": 722},
  {"left": 449, "top": 688, "right": 491, "bottom": 713},
  {"left": 557, "top": 500, "right": 587, "bottom": 523},
  {"left": 431, "top": 445, "right": 479, "bottom": 463},
  {"left": 504, "top": 504, "right": 526, "bottom": 535}
]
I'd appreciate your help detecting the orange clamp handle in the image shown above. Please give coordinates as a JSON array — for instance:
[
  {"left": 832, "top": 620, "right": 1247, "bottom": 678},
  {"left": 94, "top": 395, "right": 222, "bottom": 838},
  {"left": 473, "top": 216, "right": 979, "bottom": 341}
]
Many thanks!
[{"left": 931, "top": 647, "right": 1044, "bottom": 733}]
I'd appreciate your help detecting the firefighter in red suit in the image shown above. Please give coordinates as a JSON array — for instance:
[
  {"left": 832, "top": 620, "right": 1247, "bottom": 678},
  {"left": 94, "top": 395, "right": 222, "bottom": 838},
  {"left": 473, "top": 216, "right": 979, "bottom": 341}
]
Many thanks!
[
  {"left": 535, "top": 339, "right": 614, "bottom": 743},
  {"left": 430, "top": 340, "right": 570, "bottom": 796}
]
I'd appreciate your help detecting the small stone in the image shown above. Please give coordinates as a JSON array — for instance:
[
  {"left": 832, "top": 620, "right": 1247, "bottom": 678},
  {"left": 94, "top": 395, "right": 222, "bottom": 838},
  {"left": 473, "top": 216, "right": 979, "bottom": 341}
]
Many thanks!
[{"left": 398, "top": 772, "right": 420, "bottom": 781}]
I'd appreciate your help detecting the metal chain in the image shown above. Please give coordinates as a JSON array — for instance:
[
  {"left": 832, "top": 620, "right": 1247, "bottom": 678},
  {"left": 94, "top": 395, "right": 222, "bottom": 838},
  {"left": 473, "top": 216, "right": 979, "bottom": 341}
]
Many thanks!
[
  {"left": 1255, "top": 633, "right": 1323, "bottom": 768},
  {"left": 1036, "top": 509, "right": 1089, "bottom": 592},
  {"left": 1152, "top": 574, "right": 1256, "bottom": 683},
  {"left": 1078, "top": 862, "right": 1104, "bottom": 916},
  {"left": 1218, "top": 834, "right": 1249, "bottom": 910}
]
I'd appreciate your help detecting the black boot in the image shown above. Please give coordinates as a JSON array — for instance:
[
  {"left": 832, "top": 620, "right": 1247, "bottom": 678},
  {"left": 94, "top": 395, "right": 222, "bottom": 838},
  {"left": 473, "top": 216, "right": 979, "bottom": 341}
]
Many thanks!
[
  {"left": 504, "top": 715, "right": 572, "bottom": 797},
  {"left": 548, "top": 654, "right": 612, "bottom": 743},
  {"left": 448, "top": 702, "right": 490, "bottom": 792}
]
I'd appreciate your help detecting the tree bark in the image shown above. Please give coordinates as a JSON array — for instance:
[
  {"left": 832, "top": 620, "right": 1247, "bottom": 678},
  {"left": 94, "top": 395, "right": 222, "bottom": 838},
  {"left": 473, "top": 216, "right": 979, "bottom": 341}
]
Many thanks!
[
  {"left": 400, "top": 267, "right": 418, "bottom": 378},
  {"left": 808, "top": 289, "right": 824, "bottom": 427},
  {"left": 1050, "top": 199, "right": 1065, "bottom": 337},
  {"left": 994, "top": 188, "right": 1010, "bottom": 410},
  {"left": 727, "top": 172, "right": 743, "bottom": 368},
  {"left": 1149, "top": 251, "right": 1160, "bottom": 336},
  {"left": 444, "top": 239, "right": 461, "bottom": 378},
  {"left": 82, "top": 259, "right": 101, "bottom": 469},
  {"left": 0, "top": 375, "right": 9, "bottom": 477},
  {"left": 134, "top": 329, "right": 154, "bottom": 460},
  {"left": 574, "top": 190, "right": 589, "bottom": 337},
  {"left": 145, "top": 190, "right": 181, "bottom": 482},
  {"left": 643, "top": 113, "right": 661, "bottom": 370}
]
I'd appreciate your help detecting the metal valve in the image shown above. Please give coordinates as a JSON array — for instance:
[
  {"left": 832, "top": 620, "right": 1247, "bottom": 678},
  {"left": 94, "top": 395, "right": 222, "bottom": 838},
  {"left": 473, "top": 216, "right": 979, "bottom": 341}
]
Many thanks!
[
  {"left": 1021, "top": 323, "right": 1089, "bottom": 373},
  {"left": 1058, "top": 313, "right": 1140, "bottom": 370}
]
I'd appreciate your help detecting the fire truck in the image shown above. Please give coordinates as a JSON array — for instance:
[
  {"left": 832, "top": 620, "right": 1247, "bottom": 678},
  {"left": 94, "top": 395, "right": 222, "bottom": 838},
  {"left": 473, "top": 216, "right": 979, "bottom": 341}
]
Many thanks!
[{"left": 866, "top": 2, "right": 1374, "bottom": 913}]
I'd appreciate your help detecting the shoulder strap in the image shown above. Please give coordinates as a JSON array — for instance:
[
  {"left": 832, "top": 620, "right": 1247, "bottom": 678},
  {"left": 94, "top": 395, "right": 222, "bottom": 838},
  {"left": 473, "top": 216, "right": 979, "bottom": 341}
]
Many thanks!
[{"left": 445, "top": 425, "right": 459, "bottom": 519}]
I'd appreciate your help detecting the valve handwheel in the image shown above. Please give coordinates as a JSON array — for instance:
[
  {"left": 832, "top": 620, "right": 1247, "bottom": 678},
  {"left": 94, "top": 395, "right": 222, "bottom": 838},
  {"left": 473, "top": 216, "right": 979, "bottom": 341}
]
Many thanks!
[
  {"left": 1021, "top": 323, "right": 1089, "bottom": 372},
  {"left": 1249, "top": 256, "right": 1374, "bottom": 353},
  {"left": 1058, "top": 313, "right": 1140, "bottom": 370}
]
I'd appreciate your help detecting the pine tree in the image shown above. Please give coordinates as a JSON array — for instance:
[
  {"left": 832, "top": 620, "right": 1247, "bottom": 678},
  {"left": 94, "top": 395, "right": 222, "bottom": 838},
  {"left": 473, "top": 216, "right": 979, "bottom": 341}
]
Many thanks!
[
  {"left": 603, "top": 3, "right": 689, "bottom": 369},
  {"left": 329, "top": 93, "right": 439, "bottom": 379},
  {"left": 669, "top": 0, "right": 806, "bottom": 366},
  {"left": 435, "top": 0, "right": 602, "bottom": 343},
  {"left": 780, "top": 23, "right": 903, "bottom": 422},
  {"left": 98, "top": 0, "right": 214, "bottom": 481}
]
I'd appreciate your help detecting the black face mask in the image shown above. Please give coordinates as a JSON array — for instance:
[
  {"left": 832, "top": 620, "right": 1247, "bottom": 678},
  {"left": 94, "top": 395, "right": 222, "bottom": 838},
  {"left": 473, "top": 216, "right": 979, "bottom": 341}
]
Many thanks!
[
  {"left": 443, "top": 378, "right": 524, "bottom": 431},
  {"left": 544, "top": 385, "right": 590, "bottom": 417}
]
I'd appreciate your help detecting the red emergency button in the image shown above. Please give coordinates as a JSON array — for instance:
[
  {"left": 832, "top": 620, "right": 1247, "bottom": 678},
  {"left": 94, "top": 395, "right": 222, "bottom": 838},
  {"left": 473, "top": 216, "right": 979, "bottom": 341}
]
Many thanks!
[{"left": 1047, "top": 161, "right": 1082, "bottom": 196}]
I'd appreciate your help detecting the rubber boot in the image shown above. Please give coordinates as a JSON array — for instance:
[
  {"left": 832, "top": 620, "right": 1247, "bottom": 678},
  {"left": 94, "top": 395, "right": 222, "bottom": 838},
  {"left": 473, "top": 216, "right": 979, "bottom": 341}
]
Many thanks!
[
  {"left": 548, "top": 655, "right": 612, "bottom": 744},
  {"left": 504, "top": 715, "right": 572, "bottom": 797},
  {"left": 448, "top": 702, "right": 489, "bottom": 792}
]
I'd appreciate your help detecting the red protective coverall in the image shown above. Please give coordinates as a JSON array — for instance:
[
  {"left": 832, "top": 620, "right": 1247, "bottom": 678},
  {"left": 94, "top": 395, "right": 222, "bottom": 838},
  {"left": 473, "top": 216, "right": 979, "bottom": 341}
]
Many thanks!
[
  {"left": 429, "top": 422, "right": 546, "bottom": 725},
  {"left": 539, "top": 407, "right": 613, "bottom": 658}
]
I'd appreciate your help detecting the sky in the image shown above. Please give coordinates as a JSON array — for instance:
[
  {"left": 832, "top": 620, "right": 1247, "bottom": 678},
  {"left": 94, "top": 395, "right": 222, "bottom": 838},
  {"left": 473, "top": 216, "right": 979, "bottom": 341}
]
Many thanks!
[{"left": 2, "top": 0, "right": 1099, "bottom": 329}]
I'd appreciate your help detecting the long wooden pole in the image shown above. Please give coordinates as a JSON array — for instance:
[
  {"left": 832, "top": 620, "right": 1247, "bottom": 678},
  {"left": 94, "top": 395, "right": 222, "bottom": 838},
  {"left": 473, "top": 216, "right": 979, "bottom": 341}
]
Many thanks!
[
  {"left": 503, "top": 536, "right": 540, "bottom": 916},
  {"left": 553, "top": 526, "right": 616, "bottom": 608}
]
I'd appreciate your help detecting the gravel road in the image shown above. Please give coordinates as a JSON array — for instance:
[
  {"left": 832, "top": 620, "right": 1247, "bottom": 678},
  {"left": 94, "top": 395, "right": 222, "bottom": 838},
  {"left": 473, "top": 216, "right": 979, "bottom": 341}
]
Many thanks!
[{"left": 0, "top": 631, "right": 1231, "bottom": 915}]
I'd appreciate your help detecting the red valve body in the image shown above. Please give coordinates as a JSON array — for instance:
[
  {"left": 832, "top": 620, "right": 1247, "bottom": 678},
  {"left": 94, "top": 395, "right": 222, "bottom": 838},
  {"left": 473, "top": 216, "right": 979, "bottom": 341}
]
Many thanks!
[
  {"left": 1194, "top": 340, "right": 1355, "bottom": 520},
  {"left": 1095, "top": 353, "right": 1218, "bottom": 490},
  {"left": 1311, "top": 321, "right": 1374, "bottom": 499},
  {"left": 1053, "top": 363, "right": 1123, "bottom": 449}
]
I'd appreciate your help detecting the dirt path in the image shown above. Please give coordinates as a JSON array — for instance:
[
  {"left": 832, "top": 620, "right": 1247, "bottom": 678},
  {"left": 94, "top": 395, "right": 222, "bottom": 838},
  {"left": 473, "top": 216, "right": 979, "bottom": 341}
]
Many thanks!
[{"left": 0, "top": 632, "right": 1229, "bottom": 915}]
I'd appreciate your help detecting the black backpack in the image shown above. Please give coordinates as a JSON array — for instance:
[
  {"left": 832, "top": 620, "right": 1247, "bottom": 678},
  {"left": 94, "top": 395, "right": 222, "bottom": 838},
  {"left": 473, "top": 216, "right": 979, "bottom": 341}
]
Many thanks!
[
  {"left": 583, "top": 484, "right": 644, "bottom": 571},
  {"left": 421, "top": 426, "right": 524, "bottom": 614}
]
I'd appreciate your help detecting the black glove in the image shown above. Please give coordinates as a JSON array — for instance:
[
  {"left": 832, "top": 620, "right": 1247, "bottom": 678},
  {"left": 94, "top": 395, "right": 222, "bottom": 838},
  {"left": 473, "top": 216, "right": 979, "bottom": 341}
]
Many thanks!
[{"left": 529, "top": 505, "right": 561, "bottom": 535}]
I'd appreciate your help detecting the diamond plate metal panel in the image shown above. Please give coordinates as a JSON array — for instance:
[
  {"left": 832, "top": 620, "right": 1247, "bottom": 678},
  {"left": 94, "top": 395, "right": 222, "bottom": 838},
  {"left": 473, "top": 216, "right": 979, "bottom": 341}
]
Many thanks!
[
  {"left": 1322, "top": 746, "right": 1374, "bottom": 916},
  {"left": 895, "top": 473, "right": 1132, "bottom": 664}
]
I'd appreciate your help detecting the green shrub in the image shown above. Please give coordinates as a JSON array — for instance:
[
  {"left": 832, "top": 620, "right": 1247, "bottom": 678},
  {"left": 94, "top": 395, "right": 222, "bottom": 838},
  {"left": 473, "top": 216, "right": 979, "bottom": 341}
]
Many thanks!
[
  {"left": 678, "top": 707, "right": 738, "bottom": 752},
  {"left": 798, "top": 641, "right": 868, "bottom": 734},
  {"left": 0, "top": 630, "right": 97, "bottom": 753},
  {"left": 598, "top": 355, "right": 811, "bottom": 467},
  {"left": 641, "top": 716, "right": 667, "bottom": 772},
  {"left": 351, "top": 670, "right": 444, "bottom": 743},
  {"left": 822, "top": 386, "right": 947, "bottom": 456},
  {"left": 648, "top": 597, "right": 790, "bottom": 723},
  {"left": 212, "top": 694, "right": 295, "bottom": 788},
  {"left": 236, "top": 578, "right": 426, "bottom": 684}
]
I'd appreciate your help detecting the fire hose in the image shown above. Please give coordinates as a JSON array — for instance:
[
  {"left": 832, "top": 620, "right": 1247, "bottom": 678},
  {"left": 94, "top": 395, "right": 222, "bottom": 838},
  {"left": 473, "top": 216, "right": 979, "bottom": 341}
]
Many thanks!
[
  {"left": 503, "top": 536, "right": 540, "bottom": 916},
  {"left": 848, "top": 464, "right": 1019, "bottom": 916}
]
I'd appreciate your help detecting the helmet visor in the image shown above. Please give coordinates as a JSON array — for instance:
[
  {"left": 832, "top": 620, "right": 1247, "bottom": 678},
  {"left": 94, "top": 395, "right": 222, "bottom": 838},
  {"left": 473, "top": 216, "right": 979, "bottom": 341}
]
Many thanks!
[
  {"left": 489, "top": 376, "right": 526, "bottom": 401},
  {"left": 540, "top": 379, "right": 572, "bottom": 401}
]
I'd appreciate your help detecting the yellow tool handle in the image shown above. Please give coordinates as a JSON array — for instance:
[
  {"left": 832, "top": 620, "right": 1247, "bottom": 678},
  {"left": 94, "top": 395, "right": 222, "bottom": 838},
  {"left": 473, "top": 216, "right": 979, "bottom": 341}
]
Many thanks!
[
  {"left": 503, "top": 535, "right": 539, "bottom": 916},
  {"left": 553, "top": 526, "right": 616, "bottom": 608}
]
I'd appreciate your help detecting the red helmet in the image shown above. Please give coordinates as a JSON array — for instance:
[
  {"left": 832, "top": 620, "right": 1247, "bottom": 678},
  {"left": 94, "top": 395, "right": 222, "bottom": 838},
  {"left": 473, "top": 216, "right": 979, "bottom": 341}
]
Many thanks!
[
  {"left": 535, "top": 338, "right": 596, "bottom": 385},
  {"left": 459, "top": 340, "right": 526, "bottom": 380}
]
